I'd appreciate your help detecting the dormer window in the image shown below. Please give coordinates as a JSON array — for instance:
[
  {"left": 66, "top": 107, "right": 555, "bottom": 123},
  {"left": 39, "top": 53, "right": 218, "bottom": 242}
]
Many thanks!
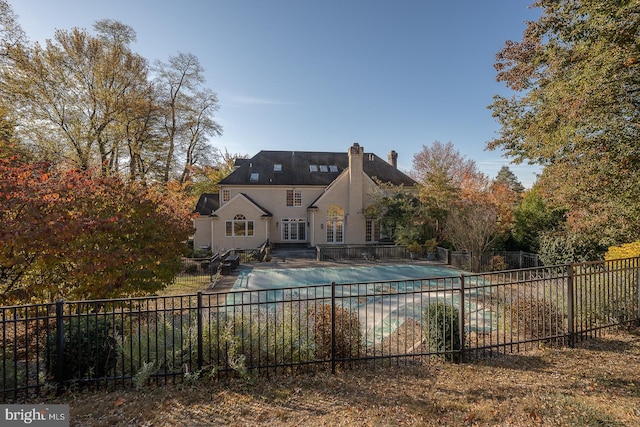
[
  {"left": 274, "top": 164, "right": 282, "bottom": 172},
  {"left": 309, "top": 165, "right": 318, "bottom": 172},
  {"left": 329, "top": 165, "right": 338, "bottom": 173},
  {"left": 250, "top": 172, "right": 259, "bottom": 182}
]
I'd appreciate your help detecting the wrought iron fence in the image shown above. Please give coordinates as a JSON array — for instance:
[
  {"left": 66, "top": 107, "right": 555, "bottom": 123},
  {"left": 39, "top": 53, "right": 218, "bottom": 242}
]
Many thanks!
[
  {"left": 317, "top": 245, "right": 407, "bottom": 261},
  {"left": 448, "top": 250, "right": 542, "bottom": 272},
  {"left": 1, "top": 257, "right": 638, "bottom": 402}
]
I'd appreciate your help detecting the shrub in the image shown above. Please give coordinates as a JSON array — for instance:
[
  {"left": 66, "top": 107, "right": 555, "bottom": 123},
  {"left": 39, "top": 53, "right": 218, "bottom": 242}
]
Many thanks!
[
  {"left": 506, "top": 295, "right": 565, "bottom": 342},
  {"left": 118, "top": 313, "right": 187, "bottom": 377},
  {"left": 229, "top": 303, "right": 316, "bottom": 369},
  {"left": 538, "top": 231, "right": 602, "bottom": 265},
  {"left": 489, "top": 255, "right": 508, "bottom": 271},
  {"left": 424, "top": 302, "right": 460, "bottom": 362},
  {"left": 604, "top": 241, "right": 640, "bottom": 261},
  {"left": 309, "top": 304, "right": 363, "bottom": 361},
  {"left": 46, "top": 315, "right": 118, "bottom": 382}
]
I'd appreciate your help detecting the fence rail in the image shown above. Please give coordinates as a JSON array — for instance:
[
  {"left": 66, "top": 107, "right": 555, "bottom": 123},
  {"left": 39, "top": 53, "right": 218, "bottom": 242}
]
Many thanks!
[{"left": 1, "top": 257, "right": 638, "bottom": 402}]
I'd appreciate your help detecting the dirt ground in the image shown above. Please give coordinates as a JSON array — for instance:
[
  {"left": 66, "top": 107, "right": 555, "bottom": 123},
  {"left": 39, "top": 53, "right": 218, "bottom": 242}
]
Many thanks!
[{"left": 51, "top": 327, "right": 640, "bottom": 427}]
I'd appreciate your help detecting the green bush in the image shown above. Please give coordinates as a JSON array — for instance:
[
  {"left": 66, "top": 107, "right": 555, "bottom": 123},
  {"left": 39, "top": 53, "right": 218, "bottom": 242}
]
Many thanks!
[
  {"left": 118, "top": 313, "right": 188, "bottom": 377},
  {"left": 232, "top": 303, "right": 316, "bottom": 368},
  {"left": 47, "top": 315, "right": 118, "bottom": 381},
  {"left": 538, "top": 231, "right": 602, "bottom": 265},
  {"left": 424, "top": 302, "right": 460, "bottom": 362}
]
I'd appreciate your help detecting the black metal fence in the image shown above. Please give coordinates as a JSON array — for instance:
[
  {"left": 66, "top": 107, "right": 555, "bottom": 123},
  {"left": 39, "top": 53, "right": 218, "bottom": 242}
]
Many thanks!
[
  {"left": 2, "top": 257, "right": 638, "bottom": 402},
  {"left": 446, "top": 250, "right": 542, "bottom": 272},
  {"left": 317, "top": 245, "right": 407, "bottom": 261}
]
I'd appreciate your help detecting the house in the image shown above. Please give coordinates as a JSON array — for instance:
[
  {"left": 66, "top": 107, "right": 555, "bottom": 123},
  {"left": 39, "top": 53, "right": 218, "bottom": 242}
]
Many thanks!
[{"left": 193, "top": 143, "right": 417, "bottom": 253}]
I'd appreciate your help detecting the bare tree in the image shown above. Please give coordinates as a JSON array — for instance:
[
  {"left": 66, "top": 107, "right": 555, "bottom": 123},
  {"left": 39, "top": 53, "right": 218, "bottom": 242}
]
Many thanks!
[
  {"left": 154, "top": 52, "right": 222, "bottom": 183},
  {"left": 444, "top": 201, "right": 500, "bottom": 272}
]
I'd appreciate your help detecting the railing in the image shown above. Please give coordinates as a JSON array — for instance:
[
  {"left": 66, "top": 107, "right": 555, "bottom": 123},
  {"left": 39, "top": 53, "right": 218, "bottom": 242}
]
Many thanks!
[
  {"left": 317, "top": 244, "right": 407, "bottom": 261},
  {"left": 1, "top": 257, "right": 638, "bottom": 402},
  {"left": 448, "top": 250, "right": 542, "bottom": 272}
]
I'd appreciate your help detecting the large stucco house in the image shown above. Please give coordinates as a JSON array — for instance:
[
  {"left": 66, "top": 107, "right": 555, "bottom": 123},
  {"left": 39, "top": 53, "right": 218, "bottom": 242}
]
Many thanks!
[{"left": 192, "top": 143, "right": 417, "bottom": 253}]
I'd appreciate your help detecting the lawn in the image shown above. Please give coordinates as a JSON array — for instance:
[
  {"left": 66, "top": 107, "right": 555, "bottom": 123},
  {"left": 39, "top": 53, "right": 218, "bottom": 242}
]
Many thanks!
[{"left": 52, "top": 327, "right": 640, "bottom": 426}]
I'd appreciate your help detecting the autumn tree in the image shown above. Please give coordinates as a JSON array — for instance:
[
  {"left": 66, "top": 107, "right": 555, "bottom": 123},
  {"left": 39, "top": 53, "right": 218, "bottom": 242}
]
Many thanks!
[
  {"left": 411, "top": 140, "right": 489, "bottom": 241},
  {"left": 188, "top": 149, "right": 247, "bottom": 197},
  {"left": 1, "top": 15, "right": 222, "bottom": 183},
  {"left": 488, "top": 0, "right": 640, "bottom": 251},
  {"left": 153, "top": 52, "right": 222, "bottom": 183},
  {"left": 0, "top": 23, "right": 153, "bottom": 176},
  {"left": 0, "top": 155, "right": 194, "bottom": 304}
]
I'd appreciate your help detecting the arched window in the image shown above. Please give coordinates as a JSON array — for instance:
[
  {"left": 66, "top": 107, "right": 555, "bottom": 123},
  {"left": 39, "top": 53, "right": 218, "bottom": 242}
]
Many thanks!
[
  {"left": 326, "top": 205, "right": 344, "bottom": 243},
  {"left": 225, "top": 214, "right": 254, "bottom": 237},
  {"left": 364, "top": 205, "right": 381, "bottom": 243}
]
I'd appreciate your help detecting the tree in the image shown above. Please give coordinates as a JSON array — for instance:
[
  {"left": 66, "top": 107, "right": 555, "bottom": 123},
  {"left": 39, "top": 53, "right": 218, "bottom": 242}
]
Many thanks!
[
  {"left": 153, "top": 52, "right": 222, "bottom": 183},
  {"left": 366, "top": 180, "right": 424, "bottom": 245},
  {"left": 494, "top": 166, "right": 524, "bottom": 194},
  {"left": 488, "top": 0, "right": 640, "bottom": 248},
  {"left": 444, "top": 200, "right": 500, "bottom": 272},
  {"left": 1, "top": 23, "right": 152, "bottom": 176},
  {"left": 0, "top": 155, "right": 194, "bottom": 304},
  {"left": 511, "top": 187, "right": 565, "bottom": 252},
  {"left": 188, "top": 149, "right": 247, "bottom": 197},
  {"left": 412, "top": 141, "right": 490, "bottom": 241},
  {"left": 0, "top": 0, "right": 26, "bottom": 55}
]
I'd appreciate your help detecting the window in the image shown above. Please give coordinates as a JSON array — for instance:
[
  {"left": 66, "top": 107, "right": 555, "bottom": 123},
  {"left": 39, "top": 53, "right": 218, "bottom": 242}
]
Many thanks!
[
  {"left": 329, "top": 165, "right": 338, "bottom": 173},
  {"left": 222, "top": 189, "right": 230, "bottom": 202},
  {"left": 225, "top": 214, "right": 254, "bottom": 237},
  {"left": 365, "top": 219, "right": 381, "bottom": 243},
  {"left": 309, "top": 165, "right": 318, "bottom": 172},
  {"left": 326, "top": 205, "right": 344, "bottom": 243},
  {"left": 286, "top": 189, "right": 302, "bottom": 207},
  {"left": 274, "top": 164, "right": 282, "bottom": 172},
  {"left": 319, "top": 165, "right": 328, "bottom": 172},
  {"left": 281, "top": 218, "right": 306, "bottom": 241},
  {"left": 250, "top": 172, "right": 259, "bottom": 182}
]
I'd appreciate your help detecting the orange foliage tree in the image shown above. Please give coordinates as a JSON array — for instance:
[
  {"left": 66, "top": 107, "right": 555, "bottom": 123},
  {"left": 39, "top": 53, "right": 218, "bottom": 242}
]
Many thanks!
[{"left": 0, "top": 155, "right": 194, "bottom": 304}]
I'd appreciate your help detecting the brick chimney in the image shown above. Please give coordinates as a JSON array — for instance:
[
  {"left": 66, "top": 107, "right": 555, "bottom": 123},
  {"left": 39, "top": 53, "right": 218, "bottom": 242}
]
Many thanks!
[{"left": 388, "top": 150, "right": 398, "bottom": 169}]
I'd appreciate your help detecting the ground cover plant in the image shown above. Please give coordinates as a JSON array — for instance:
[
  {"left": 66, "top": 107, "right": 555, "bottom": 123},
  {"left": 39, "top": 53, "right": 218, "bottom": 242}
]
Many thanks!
[{"left": 48, "top": 327, "right": 640, "bottom": 426}]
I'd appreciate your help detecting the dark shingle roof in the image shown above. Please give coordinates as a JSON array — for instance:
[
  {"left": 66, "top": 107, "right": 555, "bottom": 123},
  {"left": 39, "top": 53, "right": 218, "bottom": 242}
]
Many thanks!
[
  {"left": 218, "top": 150, "right": 416, "bottom": 187},
  {"left": 194, "top": 193, "right": 219, "bottom": 215}
]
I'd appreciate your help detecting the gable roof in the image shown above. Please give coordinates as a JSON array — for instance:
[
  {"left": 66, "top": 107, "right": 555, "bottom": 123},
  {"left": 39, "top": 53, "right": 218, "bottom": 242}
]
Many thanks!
[
  {"left": 194, "top": 193, "right": 219, "bottom": 215},
  {"left": 218, "top": 150, "right": 416, "bottom": 187}
]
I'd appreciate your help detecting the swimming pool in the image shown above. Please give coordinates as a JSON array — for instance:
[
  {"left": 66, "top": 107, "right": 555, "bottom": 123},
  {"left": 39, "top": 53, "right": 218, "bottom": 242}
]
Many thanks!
[
  {"left": 228, "top": 264, "right": 491, "bottom": 345},
  {"left": 232, "top": 264, "right": 460, "bottom": 291}
]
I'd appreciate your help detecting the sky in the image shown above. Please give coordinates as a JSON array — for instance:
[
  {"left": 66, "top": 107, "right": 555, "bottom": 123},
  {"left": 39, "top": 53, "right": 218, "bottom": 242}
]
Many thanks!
[{"left": 10, "top": 0, "right": 542, "bottom": 187}]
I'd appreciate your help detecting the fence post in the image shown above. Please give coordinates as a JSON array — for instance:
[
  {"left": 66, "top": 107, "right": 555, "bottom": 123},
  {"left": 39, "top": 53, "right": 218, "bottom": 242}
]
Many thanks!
[
  {"left": 458, "top": 274, "right": 465, "bottom": 363},
  {"left": 636, "top": 258, "right": 640, "bottom": 326},
  {"left": 197, "top": 291, "right": 203, "bottom": 370},
  {"left": 567, "top": 263, "right": 575, "bottom": 348},
  {"left": 331, "top": 281, "right": 336, "bottom": 374},
  {"left": 55, "top": 300, "right": 65, "bottom": 392}
]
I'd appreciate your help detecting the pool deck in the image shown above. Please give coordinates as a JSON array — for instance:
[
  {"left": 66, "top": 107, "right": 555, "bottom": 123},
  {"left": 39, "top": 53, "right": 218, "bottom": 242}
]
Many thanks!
[{"left": 209, "top": 247, "right": 452, "bottom": 293}]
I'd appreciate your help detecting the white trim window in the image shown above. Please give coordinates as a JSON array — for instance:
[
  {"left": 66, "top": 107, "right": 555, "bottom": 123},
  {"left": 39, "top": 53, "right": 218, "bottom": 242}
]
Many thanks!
[
  {"left": 365, "top": 219, "right": 380, "bottom": 243},
  {"left": 222, "top": 189, "right": 230, "bottom": 203},
  {"left": 326, "top": 205, "right": 344, "bottom": 243},
  {"left": 225, "top": 214, "right": 254, "bottom": 237},
  {"left": 281, "top": 218, "right": 306, "bottom": 241},
  {"left": 286, "top": 189, "right": 302, "bottom": 207}
]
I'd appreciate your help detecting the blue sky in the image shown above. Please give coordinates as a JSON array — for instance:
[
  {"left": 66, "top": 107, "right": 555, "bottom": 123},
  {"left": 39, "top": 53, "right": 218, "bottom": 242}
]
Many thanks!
[{"left": 11, "top": 1, "right": 541, "bottom": 187}]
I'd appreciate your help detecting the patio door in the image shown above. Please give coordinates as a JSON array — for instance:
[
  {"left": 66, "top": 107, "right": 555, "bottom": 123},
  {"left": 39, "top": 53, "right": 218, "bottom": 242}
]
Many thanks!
[{"left": 326, "top": 205, "right": 344, "bottom": 244}]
